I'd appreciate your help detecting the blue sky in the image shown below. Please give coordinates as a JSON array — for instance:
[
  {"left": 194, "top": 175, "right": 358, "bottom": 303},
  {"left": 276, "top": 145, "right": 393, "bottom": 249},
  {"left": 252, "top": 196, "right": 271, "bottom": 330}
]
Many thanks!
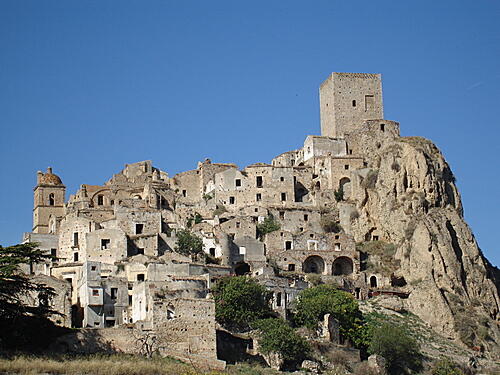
[{"left": 1, "top": 1, "right": 499, "bottom": 266}]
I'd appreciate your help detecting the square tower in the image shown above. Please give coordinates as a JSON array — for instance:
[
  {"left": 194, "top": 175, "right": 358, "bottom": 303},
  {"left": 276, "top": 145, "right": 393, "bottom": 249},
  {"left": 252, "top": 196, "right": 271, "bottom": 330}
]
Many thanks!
[{"left": 319, "top": 73, "right": 384, "bottom": 138}]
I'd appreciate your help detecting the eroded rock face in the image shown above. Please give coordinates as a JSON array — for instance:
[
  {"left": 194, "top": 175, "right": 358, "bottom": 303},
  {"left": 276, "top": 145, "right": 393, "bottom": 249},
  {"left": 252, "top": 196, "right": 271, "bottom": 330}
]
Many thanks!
[{"left": 348, "top": 135, "right": 500, "bottom": 353}]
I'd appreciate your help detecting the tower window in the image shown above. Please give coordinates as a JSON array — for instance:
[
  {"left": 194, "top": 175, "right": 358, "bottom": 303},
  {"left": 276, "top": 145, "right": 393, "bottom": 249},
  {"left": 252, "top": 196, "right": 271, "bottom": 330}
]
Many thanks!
[
  {"left": 48, "top": 193, "right": 55, "bottom": 206},
  {"left": 101, "top": 239, "right": 111, "bottom": 250},
  {"left": 352, "top": 100, "right": 357, "bottom": 107},
  {"left": 256, "top": 176, "right": 263, "bottom": 188},
  {"left": 73, "top": 232, "right": 79, "bottom": 246},
  {"left": 97, "top": 195, "right": 104, "bottom": 206},
  {"left": 380, "top": 123, "right": 385, "bottom": 132}
]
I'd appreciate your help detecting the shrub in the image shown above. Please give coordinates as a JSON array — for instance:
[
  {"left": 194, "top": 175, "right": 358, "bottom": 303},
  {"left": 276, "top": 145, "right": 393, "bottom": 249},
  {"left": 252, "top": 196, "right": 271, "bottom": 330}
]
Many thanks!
[
  {"left": 175, "top": 229, "right": 203, "bottom": 256},
  {"left": 320, "top": 216, "right": 342, "bottom": 233},
  {"left": 368, "top": 322, "right": 422, "bottom": 375},
  {"left": 432, "top": 359, "right": 465, "bottom": 375},
  {"left": 305, "top": 273, "right": 322, "bottom": 286},
  {"left": 253, "top": 318, "right": 310, "bottom": 362},
  {"left": 293, "top": 285, "right": 366, "bottom": 347},
  {"left": 334, "top": 188, "right": 344, "bottom": 202},
  {"left": 212, "top": 276, "right": 272, "bottom": 332},
  {"left": 256, "top": 215, "right": 280, "bottom": 238}
]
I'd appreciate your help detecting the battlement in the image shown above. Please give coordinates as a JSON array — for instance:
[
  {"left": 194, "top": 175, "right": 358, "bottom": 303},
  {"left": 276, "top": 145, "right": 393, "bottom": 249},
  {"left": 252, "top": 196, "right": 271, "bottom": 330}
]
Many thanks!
[{"left": 319, "top": 72, "right": 384, "bottom": 138}]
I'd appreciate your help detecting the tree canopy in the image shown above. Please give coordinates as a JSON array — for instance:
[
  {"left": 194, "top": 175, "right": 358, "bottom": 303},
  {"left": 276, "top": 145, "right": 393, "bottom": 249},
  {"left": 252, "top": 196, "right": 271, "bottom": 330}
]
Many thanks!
[
  {"left": 175, "top": 229, "right": 203, "bottom": 256},
  {"left": 252, "top": 318, "right": 310, "bottom": 362},
  {"left": 212, "top": 276, "right": 272, "bottom": 331},
  {"left": 293, "top": 284, "right": 367, "bottom": 347}
]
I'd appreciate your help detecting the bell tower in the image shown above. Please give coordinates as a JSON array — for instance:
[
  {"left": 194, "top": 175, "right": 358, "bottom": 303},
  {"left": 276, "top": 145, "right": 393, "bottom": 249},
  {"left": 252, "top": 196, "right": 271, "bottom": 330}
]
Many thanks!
[{"left": 33, "top": 167, "right": 66, "bottom": 233}]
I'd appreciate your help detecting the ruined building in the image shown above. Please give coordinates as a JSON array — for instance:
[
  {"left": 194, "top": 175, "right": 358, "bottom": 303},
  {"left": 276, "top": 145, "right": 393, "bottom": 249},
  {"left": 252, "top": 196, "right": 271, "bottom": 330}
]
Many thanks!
[{"left": 22, "top": 72, "right": 500, "bottom": 362}]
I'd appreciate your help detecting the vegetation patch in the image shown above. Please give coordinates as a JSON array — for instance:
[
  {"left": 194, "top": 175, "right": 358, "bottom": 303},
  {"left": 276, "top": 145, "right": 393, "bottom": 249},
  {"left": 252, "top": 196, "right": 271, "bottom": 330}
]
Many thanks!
[
  {"left": 256, "top": 215, "right": 280, "bottom": 239},
  {"left": 175, "top": 230, "right": 203, "bottom": 257},
  {"left": 212, "top": 276, "right": 272, "bottom": 332}
]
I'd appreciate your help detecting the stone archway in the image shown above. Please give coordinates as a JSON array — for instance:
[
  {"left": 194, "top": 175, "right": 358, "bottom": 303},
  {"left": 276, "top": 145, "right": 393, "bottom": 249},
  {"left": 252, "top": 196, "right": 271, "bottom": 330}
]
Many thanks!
[
  {"left": 303, "top": 255, "right": 325, "bottom": 274},
  {"left": 332, "top": 256, "right": 353, "bottom": 276},
  {"left": 234, "top": 262, "right": 250, "bottom": 276},
  {"left": 339, "top": 177, "right": 351, "bottom": 199}
]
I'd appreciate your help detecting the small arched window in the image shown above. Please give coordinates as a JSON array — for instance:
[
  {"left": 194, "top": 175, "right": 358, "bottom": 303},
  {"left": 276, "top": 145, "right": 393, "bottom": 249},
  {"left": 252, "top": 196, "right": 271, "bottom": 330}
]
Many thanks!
[
  {"left": 352, "top": 100, "right": 357, "bottom": 107},
  {"left": 48, "top": 193, "right": 55, "bottom": 206},
  {"left": 380, "top": 123, "right": 385, "bottom": 132}
]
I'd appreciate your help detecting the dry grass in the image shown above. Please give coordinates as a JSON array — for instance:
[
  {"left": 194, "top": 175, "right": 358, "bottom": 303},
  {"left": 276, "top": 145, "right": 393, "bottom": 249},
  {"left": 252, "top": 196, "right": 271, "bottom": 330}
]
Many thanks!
[
  {"left": 0, "top": 354, "right": 279, "bottom": 375},
  {"left": 0, "top": 354, "right": 206, "bottom": 375}
]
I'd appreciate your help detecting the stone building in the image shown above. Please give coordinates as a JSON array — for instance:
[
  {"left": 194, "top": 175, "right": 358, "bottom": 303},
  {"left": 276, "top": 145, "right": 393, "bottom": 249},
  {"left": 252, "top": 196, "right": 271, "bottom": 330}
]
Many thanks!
[{"left": 22, "top": 72, "right": 410, "bottom": 364}]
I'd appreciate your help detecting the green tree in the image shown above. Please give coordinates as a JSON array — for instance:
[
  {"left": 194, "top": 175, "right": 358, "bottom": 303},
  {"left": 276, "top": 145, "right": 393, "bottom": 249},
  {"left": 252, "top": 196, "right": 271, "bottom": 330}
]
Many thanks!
[
  {"left": 368, "top": 322, "right": 422, "bottom": 375},
  {"left": 0, "top": 243, "right": 56, "bottom": 320},
  {"left": 293, "top": 284, "right": 367, "bottom": 347},
  {"left": 256, "top": 215, "right": 280, "bottom": 239},
  {"left": 212, "top": 276, "right": 272, "bottom": 331},
  {"left": 175, "top": 230, "right": 203, "bottom": 256},
  {"left": 252, "top": 318, "right": 310, "bottom": 362},
  {"left": 0, "top": 242, "right": 63, "bottom": 350}
]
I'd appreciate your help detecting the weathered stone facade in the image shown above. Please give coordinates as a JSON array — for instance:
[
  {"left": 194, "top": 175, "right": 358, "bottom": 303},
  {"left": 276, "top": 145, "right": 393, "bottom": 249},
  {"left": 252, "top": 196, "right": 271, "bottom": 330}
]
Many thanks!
[{"left": 21, "top": 72, "right": 500, "bottom": 361}]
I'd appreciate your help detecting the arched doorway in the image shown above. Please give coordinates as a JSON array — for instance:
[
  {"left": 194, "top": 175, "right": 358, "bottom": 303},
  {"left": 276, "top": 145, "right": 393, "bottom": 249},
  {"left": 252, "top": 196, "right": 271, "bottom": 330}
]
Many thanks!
[
  {"left": 339, "top": 177, "right": 351, "bottom": 199},
  {"left": 234, "top": 262, "right": 250, "bottom": 276},
  {"left": 332, "top": 257, "right": 353, "bottom": 276},
  {"left": 370, "top": 275, "right": 378, "bottom": 288},
  {"left": 303, "top": 256, "right": 325, "bottom": 274}
]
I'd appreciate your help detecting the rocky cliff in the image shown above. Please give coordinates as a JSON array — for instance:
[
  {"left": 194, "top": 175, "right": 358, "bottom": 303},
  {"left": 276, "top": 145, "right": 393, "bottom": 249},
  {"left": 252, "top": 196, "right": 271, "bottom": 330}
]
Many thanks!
[{"left": 347, "top": 133, "right": 500, "bottom": 354}]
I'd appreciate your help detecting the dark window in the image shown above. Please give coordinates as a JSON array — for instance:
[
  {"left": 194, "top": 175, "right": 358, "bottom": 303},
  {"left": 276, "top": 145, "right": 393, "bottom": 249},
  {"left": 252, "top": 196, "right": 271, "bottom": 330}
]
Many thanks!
[
  {"left": 92, "top": 289, "right": 99, "bottom": 296},
  {"left": 235, "top": 179, "right": 241, "bottom": 187},
  {"left": 288, "top": 264, "right": 295, "bottom": 271},
  {"left": 48, "top": 193, "right": 55, "bottom": 206},
  {"left": 280, "top": 177, "right": 284, "bottom": 182},
  {"left": 209, "top": 248, "right": 216, "bottom": 256},
  {"left": 373, "top": 235, "right": 379, "bottom": 241},
  {"left": 276, "top": 292, "right": 282, "bottom": 307},
  {"left": 281, "top": 193, "right": 287, "bottom": 201},
  {"left": 73, "top": 252, "right": 79, "bottom": 262},
  {"left": 380, "top": 123, "right": 385, "bottom": 132},
  {"left": 111, "top": 288, "right": 118, "bottom": 299},
  {"left": 50, "top": 248, "right": 57, "bottom": 257},
  {"left": 279, "top": 211, "right": 285, "bottom": 219},
  {"left": 97, "top": 195, "right": 104, "bottom": 206},
  {"left": 182, "top": 190, "right": 187, "bottom": 197},
  {"left": 256, "top": 193, "right": 261, "bottom": 201},
  {"left": 352, "top": 100, "right": 357, "bottom": 107},
  {"left": 137, "top": 274, "right": 145, "bottom": 282},
  {"left": 128, "top": 295, "right": 132, "bottom": 305},
  {"left": 256, "top": 176, "right": 263, "bottom": 188},
  {"left": 236, "top": 222, "right": 240, "bottom": 228},
  {"left": 110, "top": 200, "right": 114, "bottom": 205},
  {"left": 349, "top": 149, "right": 353, "bottom": 155},
  {"left": 285, "top": 241, "right": 292, "bottom": 250},
  {"left": 101, "top": 239, "right": 110, "bottom": 249},
  {"left": 304, "top": 214, "right": 308, "bottom": 221},
  {"left": 135, "top": 223, "right": 144, "bottom": 234},
  {"left": 344, "top": 165, "right": 349, "bottom": 170},
  {"left": 137, "top": 248, "right": 144, "bottom": 255},
  {"left": 229, "top": 196, "right": 235, "bottom": 204},
  {"left": 73, "top": 232, "right": 79, "bottom": 246},
  {"left": 91, "top": 266, "right": 96, "bottom": 271}
]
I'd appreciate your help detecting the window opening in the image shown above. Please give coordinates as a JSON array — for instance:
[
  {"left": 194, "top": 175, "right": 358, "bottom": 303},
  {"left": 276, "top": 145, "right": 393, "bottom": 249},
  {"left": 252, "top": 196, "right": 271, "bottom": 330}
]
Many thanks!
[
  {"left": 135, "top": 224, "right": 144, "bottom": 234},
  {"left": 48, "top": 193, "right": 55, "bottom": 206}
]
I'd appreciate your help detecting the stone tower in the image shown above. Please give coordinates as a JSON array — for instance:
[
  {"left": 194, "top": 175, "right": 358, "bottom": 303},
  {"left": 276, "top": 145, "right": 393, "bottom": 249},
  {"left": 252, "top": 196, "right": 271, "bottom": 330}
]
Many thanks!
[
  {"left": 33, "top": 167, "right": 66, "bottom": 233},
  {"left": 319, "top": 72, "right": 384, "bottom": 138}
]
